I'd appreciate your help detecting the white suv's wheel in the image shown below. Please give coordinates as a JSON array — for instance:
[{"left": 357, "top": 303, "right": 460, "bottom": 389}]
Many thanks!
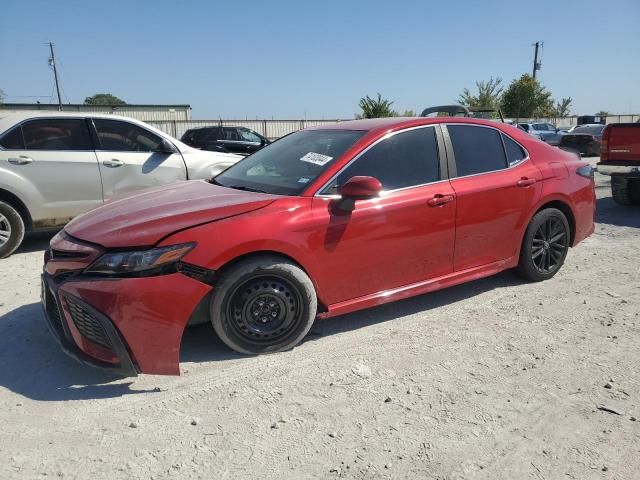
[{"left": 0, "top": 201, "right": 26, "bottom": 259}]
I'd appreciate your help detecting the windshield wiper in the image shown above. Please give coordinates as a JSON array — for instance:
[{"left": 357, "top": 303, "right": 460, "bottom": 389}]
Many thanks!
[{"left": 226, "top": 185, "right": 268, "bottom": 194}]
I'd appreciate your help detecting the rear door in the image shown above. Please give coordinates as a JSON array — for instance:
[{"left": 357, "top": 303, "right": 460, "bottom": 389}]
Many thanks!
[
  {"left": 0, "top": 117, "right": 103, "bottom": 224},
  {"left": 444, "top": 124, "right": 542, "bottom": 271},
  {"left": 92, "top": 118, "right": 187, "bottom": 199}
]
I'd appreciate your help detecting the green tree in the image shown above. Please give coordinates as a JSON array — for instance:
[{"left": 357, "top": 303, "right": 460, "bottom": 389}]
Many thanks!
[
  {"left": 458, "top": 77, "right": 503, "bottom": 110},
  {"left": 402, "top": 110, "right": 416, "bottom": 117},
  {"left": 357, "top": 93, "right": 395, "bottom": 119},
  {"left": 84, "top": 93, "right": 126, "bottom": 106},
  {"left": 595, "top": 110, "right": 610, "bottom": 116},
  {"left": 552, "top": 97, "right": 572, "bottom": 117},
  {"left": 500, "top": 74, "right": 553, "bottom": 118}
]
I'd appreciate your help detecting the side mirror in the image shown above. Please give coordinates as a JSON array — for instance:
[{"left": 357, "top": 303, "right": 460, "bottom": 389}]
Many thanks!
[
  {"left": 155, "top": 139, "right": 178, "bottom": 154},
  {"left": 333, "top": 176, "right": 382, "bottom": 212}
]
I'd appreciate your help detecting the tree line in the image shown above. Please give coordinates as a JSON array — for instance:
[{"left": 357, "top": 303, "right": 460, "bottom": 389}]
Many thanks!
[{"left": 357, "top": 75, "right": 610, "bottom": 119}]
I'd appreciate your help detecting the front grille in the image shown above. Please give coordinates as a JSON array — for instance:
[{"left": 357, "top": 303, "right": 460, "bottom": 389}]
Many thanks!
[
  {"left": 45, "top": 287, "right": 64, "bottom": 333},
  {"left": 64, "top": 296, "right": 112, "bottom": 350}
]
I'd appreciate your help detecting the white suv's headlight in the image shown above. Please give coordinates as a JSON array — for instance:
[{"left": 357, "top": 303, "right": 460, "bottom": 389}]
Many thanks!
[{"left": 85, "top": 243, "right": 195, "bottom": 277}]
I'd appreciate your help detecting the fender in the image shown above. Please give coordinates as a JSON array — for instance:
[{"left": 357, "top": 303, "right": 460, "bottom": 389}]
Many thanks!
[{"left": 0, "top": 167, "right": 42, "bottom": 223}]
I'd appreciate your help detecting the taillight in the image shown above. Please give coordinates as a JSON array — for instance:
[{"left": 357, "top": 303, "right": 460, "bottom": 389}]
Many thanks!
[{"left": 600, "top": 126, "right": 610, "bottom": 161}]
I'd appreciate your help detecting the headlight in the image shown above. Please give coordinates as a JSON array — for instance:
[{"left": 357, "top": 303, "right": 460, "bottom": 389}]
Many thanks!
[{"left": 85, "top": 243, "right": 195, "bottom": 277}]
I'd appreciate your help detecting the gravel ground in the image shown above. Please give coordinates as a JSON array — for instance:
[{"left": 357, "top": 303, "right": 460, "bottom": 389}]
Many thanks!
[{"left": 0, "top": 159, "right": 638, "bottom": 480}]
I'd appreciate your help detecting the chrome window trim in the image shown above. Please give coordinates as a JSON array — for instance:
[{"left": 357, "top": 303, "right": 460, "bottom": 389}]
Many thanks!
[
  {"left": 442, "top": 123, "right": 531, "bottom": 181},
  {"left": 314, "top": 124, "right": 443, "bottom": 197}
]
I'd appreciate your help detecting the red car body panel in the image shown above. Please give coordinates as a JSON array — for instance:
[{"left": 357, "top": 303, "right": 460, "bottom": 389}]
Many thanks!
[{"left": 43, "top": 116, "right": 596, "bottom": 376}]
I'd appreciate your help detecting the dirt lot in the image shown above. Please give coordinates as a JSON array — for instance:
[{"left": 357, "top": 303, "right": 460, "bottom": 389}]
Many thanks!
[{"left": 0, "top": 160, "right": 638, "bottom": 480}]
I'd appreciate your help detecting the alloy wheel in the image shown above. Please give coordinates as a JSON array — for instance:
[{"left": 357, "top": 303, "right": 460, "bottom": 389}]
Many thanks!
[
  {"left": 531, "top": 217, "right": 567, "bottom": 273},
  {"left": 0, "top": 213, "right": 11, "bottom": 248}
]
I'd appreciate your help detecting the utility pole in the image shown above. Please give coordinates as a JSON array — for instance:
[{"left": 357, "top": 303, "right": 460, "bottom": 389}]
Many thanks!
[
  {"left": 48, "top": 42, "right": 63, "bottom": 111},
  {"left": 532, "top": 41, "right": 542, "bottom": 79}
]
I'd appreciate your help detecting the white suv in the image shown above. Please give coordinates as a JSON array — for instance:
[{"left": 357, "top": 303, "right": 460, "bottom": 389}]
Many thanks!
[{"left": 0, "top": 112, "right": 242, "bottom": 257}]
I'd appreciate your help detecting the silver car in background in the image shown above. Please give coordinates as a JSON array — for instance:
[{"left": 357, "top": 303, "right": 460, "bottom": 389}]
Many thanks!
[{"left": 0, "top": 113, "right": 242, "bottom": 257}]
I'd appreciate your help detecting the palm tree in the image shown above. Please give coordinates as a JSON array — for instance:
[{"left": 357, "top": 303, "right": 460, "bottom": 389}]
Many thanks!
[{"left": 357, "top": 93, "right": 396, "bottom": 118}]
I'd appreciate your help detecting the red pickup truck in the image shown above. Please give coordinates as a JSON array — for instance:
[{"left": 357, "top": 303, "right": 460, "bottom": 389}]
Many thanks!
[{"left": 597, "top": 122, "right": 640, "bottom": 205}]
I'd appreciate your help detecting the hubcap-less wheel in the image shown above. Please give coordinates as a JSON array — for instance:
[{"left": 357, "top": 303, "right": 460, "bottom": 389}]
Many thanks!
[
  {"left": 226, "top": 275, "right": 303, "bottom": 345},
  {"left": 0, "top": 213, "right": 11, "bottom": 248},
  {"left": 531, "top": 216, "right": 567, "bottom": 274}
]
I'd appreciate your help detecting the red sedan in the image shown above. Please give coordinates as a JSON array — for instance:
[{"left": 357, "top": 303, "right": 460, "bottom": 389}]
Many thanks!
[{"left": 42, "top": 117, "right": 596, "bottom": 376}]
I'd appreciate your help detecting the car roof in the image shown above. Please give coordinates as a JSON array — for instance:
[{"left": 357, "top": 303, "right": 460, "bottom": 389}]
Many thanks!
[
  {"left": 306, "top": 116, "right": 505, "bottom": 135},
  {"left": 0, "top": 111, "right": 156, "bottom": 135}
]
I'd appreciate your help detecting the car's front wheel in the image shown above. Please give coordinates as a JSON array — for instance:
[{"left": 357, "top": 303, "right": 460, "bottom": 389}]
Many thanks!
[
  {"left": 517, "top": 208, "right": 570, "bottom": 282},
  {"left": 210, "top": 256, "right": 317, "bottom": 355},
  {"left": 0, "top": 201, "right": 25, "bottom": 259}
]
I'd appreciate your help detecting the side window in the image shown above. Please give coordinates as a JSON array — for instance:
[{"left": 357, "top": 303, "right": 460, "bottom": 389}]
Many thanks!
[
  {"left": 502, "top": 134, "right": 527, "bottom": 165},
  {"left": 222, "top": 128, "right": 240, "bottom": 141},
  {"left": 21, "top": 119, "right": 91, "bottom": 151},
  {"left": 324, "top": 127, "right": 440, "bottom": 193},
  {"left": 0, "top": 126, "right": 25, "bottom": 149},
  {"left": 447, "top": 125, "right": 507, "bottom": 177},
  {"left": 93, "top": 119, "right": 162, "bottom": 152},
  {"left": 239, "top": 129, "right": 261, "bottom": 143}
]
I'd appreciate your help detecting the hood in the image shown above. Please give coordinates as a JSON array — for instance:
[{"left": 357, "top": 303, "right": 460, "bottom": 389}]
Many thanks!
[{"left": 65, "top": 180, "right": 278, "bottom": 248}]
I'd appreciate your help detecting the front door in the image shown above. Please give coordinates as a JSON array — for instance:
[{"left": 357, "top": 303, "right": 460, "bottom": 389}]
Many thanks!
[
  {"left": 91, "top": 118, "right": 187, "bottom": 199},
  {"left": 312, "top": 125, "right": 456, "bottom": 305},
  {"left": 445, "top": 124, "right": 542, "bottom": 271}
]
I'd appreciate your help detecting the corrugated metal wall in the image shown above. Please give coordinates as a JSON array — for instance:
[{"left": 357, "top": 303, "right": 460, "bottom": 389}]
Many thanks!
[
  {"left": 147, "top": 119, "right": 348, "bottom": 140},
  {"left": 148, "top": 115, "right": 639, "bottom": 140}
]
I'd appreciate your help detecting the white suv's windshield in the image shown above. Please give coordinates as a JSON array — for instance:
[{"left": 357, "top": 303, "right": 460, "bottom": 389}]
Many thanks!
[{"left": 213, "top": 129, "right": 365, "bottom": 195}]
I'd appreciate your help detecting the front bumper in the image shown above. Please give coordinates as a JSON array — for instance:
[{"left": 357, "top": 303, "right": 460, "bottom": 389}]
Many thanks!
[
  {"left": 596, "top": 163, "right": 640, "bottom": 176},
  {"left": 41, "top": 271, "right": 213, "bottom": 376}
]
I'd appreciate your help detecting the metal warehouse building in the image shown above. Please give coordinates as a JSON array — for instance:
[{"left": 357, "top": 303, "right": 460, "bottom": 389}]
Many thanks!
[{"left": 0, "top": 103, "right": 192, "bottom": 122}]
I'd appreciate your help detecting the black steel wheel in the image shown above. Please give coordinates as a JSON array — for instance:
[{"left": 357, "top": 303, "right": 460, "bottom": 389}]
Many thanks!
[
  {"left": 517, "top": 208, "right": 570, "bottom": 281},
  {"left": 210, "top": 256, "right": 317, "bottom": 355}
]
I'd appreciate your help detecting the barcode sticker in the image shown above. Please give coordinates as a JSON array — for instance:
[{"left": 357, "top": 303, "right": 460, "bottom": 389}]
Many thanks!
[{"left": 300, "top": 152, "right": 333, "bottom": 166}]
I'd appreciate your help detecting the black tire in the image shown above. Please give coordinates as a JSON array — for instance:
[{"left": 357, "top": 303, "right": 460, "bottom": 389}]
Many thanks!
[
  {"left": 611, "top": 175, "right": 636, "bottom": 205},
  {"left": 0, "top": 201, "right": 25, "bottom": 259},
  {"left": 628, "top": 179, "right": 640, "bottom": 205},
  {"left": 210, "top": 255, "right": 317, "bottom": 355},
  {"left": 517, "top": 208, "right": 570, "bottom": 282}
]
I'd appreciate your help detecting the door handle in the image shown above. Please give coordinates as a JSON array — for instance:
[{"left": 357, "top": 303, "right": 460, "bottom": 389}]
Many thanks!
[
  {"left": 103, "top": 159, "right": 124, "bottom": 168},
  {"left": 8, "top": 156, "right": 33, "bottom": 165},
  {"left": 517, "top": 177, "right": 537, "bottom": 187},
  {"left": 427, "top": 194, "right": 455, "bottom": 207}
]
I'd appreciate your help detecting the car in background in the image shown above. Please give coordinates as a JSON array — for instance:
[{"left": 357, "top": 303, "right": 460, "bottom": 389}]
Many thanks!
[
  {"left": 597, "top": 122, "right": 640, "bottom": 205},
  {"left": 181, "top": 126, "right": 270, "bottom": 156},
  {"left": 0, "top": 113, "right": 242, "bottom": 257},
  {"left": 42, "top": 115, "right": 595, "bottom": 376},
  {"left": 558, "top": 124, "right": 605, "bottom": 157},
  {"left": 518, "top": 122, "right": 564, "bottom": 144}
]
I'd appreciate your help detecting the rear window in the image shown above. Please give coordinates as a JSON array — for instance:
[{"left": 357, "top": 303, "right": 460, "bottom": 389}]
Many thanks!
[
  {"left": 502, "top": 134, "right": 527, "bottom": 165},
  {"left": 448, "top": 125, "right": 508, "bottom": 177},
  {"left": 572, "top": 125, "right": 605, "bottom": 135}
]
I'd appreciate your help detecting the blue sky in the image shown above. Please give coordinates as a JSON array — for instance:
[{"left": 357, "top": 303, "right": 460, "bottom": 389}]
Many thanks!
[{"left": 1, "top": 0, "right": 639, "bottom": 119}]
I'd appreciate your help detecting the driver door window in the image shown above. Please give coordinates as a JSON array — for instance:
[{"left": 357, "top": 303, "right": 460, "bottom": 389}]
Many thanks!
[
  {"left": 93, "top": 119, "right": 162, "bottom": 151},
  {"left": 322, "top": 126, "right": 440, "bottom": 194}
]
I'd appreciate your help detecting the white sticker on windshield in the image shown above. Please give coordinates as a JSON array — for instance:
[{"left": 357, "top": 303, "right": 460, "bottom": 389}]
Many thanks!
[
  {"left": 297, "top": 177, "right": 311, "bottom": 184},
  {"left": 300, "top": 152, "right": 333, "bottom": 166}
]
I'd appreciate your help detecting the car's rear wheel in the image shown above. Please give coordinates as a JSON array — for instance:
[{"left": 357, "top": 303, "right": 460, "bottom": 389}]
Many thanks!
[
  {"left": 210, "top": 256, "right": 317, "bottom": 355},
  {"left": 517, "top": 208, "right": 570, "bottom": 282},
  {"left": 611, "top": 175, "right": 640, "bottom": 205},
  {"left": 0, "top": 201, "right": 25, "bottom": 259}
]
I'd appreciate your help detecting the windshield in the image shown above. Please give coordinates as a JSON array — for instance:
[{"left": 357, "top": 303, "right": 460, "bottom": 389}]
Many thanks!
[
  {"left": 572, "top": 125, "right": 605, "bottom": 135},
  {"left": 213, "top": 129, "right": 365, "bottom": 195}
]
